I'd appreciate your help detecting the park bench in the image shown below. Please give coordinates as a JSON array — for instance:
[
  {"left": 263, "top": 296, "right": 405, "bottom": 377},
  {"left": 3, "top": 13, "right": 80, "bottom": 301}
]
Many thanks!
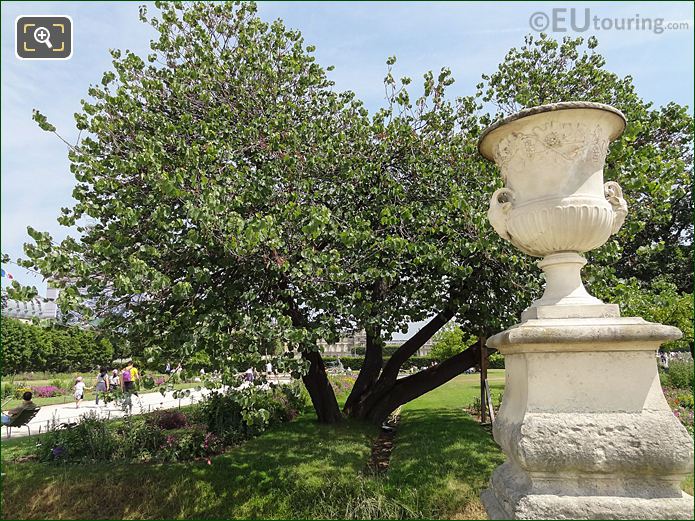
[{"left": 4, "top": 407, "right": 40, "bottom": 438}]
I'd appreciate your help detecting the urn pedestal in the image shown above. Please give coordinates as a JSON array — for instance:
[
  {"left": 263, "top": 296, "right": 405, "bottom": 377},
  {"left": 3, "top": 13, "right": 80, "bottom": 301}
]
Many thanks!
[{"left": 478, "top": 102, "right": 694, "bottom": 520}]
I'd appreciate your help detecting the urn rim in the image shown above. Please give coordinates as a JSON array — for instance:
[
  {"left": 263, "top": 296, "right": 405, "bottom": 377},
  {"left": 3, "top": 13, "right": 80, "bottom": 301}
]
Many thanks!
[{"left": 478, "top": 101, "right": 627, "bottom": 161}]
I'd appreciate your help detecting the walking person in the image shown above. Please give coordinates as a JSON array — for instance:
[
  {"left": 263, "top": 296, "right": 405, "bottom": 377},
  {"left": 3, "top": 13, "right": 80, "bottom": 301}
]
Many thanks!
[
  {"left": 74, "top": 376, "right": 86, "bottom": 409},
  {"left": 129, "top": 360, "right": 141, "bottom": 395},
  {"left": 172, "top": 362, "right": 183, "bottom": 383},
  {"left": 94, "top": 367, "right": 110, "bottom": 406},
  {"left": 109, "top": 368, "right": 120, "bottom": 391},
  {"left": 121, "top": 365, "right": 134, "bottom": 413}
]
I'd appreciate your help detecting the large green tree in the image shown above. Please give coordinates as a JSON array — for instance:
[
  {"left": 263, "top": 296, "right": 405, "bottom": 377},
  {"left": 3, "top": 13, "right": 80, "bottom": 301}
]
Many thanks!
[
  {"left": 17, "top": 4, "right": 691, "bottom": 425},
  {"left": 25, "top": 1, "right": 367, "bottom": 422}
]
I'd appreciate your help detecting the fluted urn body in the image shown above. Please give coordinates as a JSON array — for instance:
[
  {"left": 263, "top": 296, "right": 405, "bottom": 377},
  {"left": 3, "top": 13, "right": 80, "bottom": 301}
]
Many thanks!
[{"left": 480, "top": 102, "right": 628, "bottom": 318}]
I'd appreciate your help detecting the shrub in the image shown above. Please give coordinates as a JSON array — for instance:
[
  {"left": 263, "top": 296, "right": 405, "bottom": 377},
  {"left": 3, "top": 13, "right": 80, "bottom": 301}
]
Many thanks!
[
  {"left": 488, "top": 352, "right": 505, "bottom": 369},
  {"left": 2, "top": 383, "right": 15, "bottom": 399},
  {"left": 34, "top": 383, "right": 306, "bottom": 464},
  {"left": 13, "top": 386, "right": 33, "bottom": 399},
  {"left": 201, "top": 383, "right": 306, "bottom": 443},
  {"left": 668, "top": 360, "right": 694, "bottom": 389},
  {"left": 37, "top": 413, "right": 118, "bottom": 463},
  {"left": 382, "top": 345, "right": 401, "bottom": 357},
  {"left": 150, "top": 410, "right": 188, "bottom": 430},
  {"left": 677, "top": 392, "right": 694, "bottom": 410},
  {"left": 115, "top": 416, "right": 166, "bottom": 459},
  {"left": 158, "top": 425, "right": 224, "bottom": 462},
  {"left": 272, "top": 383, "right": 308, "bottom": 422},
  {"left": 48, "top": 378, "right": 68, "bottom": 390},
  {"left": 200, "top": 391, "right": 246, "bottom": 442},
  {"left": 663, "top": 387, "right": 694, "bottom": 436},
  {"left": 659, "top": 367, "right": 672, "bottom": 388}
]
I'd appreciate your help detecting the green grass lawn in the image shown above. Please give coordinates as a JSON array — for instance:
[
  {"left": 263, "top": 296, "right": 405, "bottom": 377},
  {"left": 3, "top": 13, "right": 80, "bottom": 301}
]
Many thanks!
[{"left": 1, "top": 369, "right": 691, "bottom": 519}]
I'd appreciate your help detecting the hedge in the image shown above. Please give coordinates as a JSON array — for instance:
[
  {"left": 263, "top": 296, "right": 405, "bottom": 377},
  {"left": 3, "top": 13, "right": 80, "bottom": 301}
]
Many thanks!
[
  {"left": 667, "top": 360, "right": 694, "bottom": 389},
  {"left": 324, "top": 356, "right": 440, "bottom": 372},
  {"left": 324, "top": 351, "right": 505, "bottom": 371},
  {"left": 1, "top": 318, "right": 114, "bottom": 375}
]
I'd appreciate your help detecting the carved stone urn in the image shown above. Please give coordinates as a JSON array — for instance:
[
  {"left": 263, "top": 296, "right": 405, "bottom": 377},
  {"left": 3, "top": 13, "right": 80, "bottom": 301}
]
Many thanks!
[
  {"left": 478, "top": 102, "right": 694, "bottom": 520},
  {"left": 481, "top": 102, "right": 628, "bottom": 320}
]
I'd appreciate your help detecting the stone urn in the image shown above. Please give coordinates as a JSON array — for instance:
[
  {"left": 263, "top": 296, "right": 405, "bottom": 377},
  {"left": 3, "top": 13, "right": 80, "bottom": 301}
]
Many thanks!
[
  {"left": 478, "top": 102, "right": 694, "bottom": 520},
  {"left": 480, "top": 101, "right": 628, "bottom": 320}
]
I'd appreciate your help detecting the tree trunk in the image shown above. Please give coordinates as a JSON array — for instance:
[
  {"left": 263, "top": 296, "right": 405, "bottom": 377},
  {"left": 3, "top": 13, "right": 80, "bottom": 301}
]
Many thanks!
[
  {"left": 479, "top": 335, "right": 488, "bottom": 423},
  {"left": 346, "top": 301, "right": 458, "bottom": 419},
  {"left": 343, "top": 326, "right": 383, "bottom": 415},
  {"left": 301, "top": 350, "right": 342, "bottom": 424},
  {"left": 364, "top": 343, "right": 482, "bottom": 424},
  {"left": 280, "top": 292, "right": 342, "bottom": 424}
]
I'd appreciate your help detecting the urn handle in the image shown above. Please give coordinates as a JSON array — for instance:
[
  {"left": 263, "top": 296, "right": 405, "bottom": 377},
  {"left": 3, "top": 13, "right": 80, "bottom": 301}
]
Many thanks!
[
  {"left": 604, "top": 181, "right": 628, "bottom": 234},
  {"left": 488, "top": 188, "right": 516, "bottom": 241}
]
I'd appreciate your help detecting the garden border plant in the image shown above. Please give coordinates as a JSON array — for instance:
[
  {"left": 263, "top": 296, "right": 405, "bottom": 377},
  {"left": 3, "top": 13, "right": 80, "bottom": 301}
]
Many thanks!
[{"left": 34, "top": 381, "right": 308, "bottom": 465}]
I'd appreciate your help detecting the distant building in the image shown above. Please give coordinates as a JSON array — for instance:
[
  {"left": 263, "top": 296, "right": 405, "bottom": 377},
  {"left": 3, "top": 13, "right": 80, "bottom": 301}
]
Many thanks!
[
  {"left": 319, "top": 330, "right": 433, "bottom": 357},
  {"left": 395, "top": 339, "right": 434, "bottom": 357},
  {"left": 318, "top": 330, "right": 367, "bottom": 356},
  {"left": 2, "top": 287, "right": 60, "bottom": 322}
]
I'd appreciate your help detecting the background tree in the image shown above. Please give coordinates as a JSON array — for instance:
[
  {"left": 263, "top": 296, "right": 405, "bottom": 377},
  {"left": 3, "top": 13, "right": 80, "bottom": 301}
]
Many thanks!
[
  {"left": 24, "top": 1, "right": 372, "bottom": 422},
  {"left": 429, "top": 322, "right": 474, "bottom": 361},
  {"left": 1, "top": 318, "right": 114, "bottom": 374}
]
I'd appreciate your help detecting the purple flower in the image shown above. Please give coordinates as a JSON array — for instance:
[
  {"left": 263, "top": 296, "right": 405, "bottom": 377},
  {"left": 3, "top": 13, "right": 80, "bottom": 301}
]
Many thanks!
[
  {"left": 51, "top": 446, "right": 65, "bottom": 457},
  {"left": 32, "top": 385, "right": 64, "bottom": 398}
]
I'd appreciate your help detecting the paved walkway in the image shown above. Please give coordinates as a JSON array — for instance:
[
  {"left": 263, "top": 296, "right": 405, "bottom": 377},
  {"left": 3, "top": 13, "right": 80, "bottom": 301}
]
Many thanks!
[{"left": 3, "top": 377, "right": 291, "bottom": 439}]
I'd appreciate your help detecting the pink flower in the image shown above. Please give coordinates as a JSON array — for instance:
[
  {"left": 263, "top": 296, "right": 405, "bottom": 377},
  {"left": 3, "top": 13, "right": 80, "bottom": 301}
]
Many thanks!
[{"left": 207, "top": 459, "right": 212, "bottom": 465}]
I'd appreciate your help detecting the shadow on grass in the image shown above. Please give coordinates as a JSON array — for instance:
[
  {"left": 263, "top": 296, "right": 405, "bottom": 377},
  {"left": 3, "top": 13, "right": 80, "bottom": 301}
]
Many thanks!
[{"left": 383, "top": 408, "right": 504, "bottom": 518}]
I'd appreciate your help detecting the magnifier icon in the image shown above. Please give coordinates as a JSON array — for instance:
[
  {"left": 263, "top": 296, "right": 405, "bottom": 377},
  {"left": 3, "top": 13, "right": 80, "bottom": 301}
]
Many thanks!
[{"left": 33, "top": 26, "right": 53, "bottom": 49}]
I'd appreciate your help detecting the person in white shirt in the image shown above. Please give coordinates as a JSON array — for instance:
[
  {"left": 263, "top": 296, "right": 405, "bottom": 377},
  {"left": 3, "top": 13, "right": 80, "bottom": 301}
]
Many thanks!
[
  {"left": 74, "top": 376, "right": 86, "bottom": 409},
  {"left": 110, "top": 369, "right": 120, "bottom": 389}
]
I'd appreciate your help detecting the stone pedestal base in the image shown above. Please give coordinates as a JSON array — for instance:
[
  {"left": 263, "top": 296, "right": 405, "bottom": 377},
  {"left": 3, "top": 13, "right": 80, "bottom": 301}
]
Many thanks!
[
  {"left": 482, "top": 317, "right": 694, "bottom": 520},
  {"left": 482, "top": 462, "right": 694, "bottom": 520}
]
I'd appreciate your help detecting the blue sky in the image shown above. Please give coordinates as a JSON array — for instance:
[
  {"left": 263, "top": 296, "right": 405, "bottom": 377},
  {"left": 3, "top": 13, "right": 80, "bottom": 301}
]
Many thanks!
[{"left": 1, "top": 1, "right": 693, "bottom": 336}]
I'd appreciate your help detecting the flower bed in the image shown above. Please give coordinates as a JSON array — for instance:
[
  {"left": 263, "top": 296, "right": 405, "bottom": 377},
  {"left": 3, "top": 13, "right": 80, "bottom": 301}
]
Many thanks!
[
  {"left": 36, "top": 382, "right": 307, "bottom": 464},
  {"left": 32, "top": 385, "right": 67, "bottom": 398},
  {"left": 663, "top": 386, "right": 694, "bottom": 436}
]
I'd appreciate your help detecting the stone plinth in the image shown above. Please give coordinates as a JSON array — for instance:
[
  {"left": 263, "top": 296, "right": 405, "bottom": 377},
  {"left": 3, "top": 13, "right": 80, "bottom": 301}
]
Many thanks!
[{"left": 481, "top": 317, "right": 694, "bottom": 520}]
